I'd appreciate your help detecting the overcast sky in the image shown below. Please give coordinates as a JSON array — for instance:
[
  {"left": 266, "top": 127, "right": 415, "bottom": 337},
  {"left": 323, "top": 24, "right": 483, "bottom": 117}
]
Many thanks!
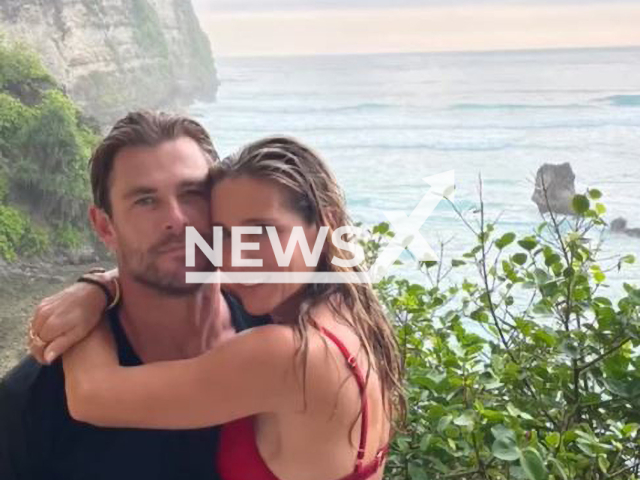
[{"left": 192, "top": 0, "right": 640, "bottom": 56}]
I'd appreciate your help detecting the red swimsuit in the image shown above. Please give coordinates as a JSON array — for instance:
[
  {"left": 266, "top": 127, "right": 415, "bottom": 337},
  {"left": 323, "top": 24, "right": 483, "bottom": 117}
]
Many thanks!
[{"left": 216, "top": 327, "right": 389, "bottom": 480}]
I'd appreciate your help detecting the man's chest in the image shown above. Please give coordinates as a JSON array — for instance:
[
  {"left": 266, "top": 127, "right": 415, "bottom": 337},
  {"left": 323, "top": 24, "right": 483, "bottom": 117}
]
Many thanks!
[{"left": 50, "top": 424, "right": 220, "bottom": 480}]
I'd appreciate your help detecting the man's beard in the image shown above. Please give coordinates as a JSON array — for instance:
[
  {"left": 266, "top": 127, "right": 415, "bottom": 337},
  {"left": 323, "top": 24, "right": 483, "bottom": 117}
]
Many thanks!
[{"left": 119, "top": 232, "right": 213, "bottom": 297}]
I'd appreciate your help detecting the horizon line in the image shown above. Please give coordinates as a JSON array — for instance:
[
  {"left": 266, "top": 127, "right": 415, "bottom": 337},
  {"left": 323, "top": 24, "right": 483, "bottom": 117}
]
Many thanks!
[{"left": 213, "top": 44, "right": 640, "bottom": 60}]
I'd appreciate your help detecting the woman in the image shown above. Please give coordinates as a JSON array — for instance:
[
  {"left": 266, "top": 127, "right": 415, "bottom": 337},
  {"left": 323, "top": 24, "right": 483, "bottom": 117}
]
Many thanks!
[{"left": 32, "top": 136, "right": 404, "bottom": 480}]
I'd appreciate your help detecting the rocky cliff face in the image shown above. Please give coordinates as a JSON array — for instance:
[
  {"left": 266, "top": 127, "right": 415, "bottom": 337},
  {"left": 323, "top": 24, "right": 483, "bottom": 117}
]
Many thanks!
[{"left": 0, "top": 0, "right": 218, "bottom": 126}]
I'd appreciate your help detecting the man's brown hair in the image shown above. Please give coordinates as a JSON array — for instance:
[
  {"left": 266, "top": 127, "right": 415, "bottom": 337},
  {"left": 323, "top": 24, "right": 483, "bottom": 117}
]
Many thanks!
[{"left": 89, "top": 110, "right": 219, "bottom": 215}]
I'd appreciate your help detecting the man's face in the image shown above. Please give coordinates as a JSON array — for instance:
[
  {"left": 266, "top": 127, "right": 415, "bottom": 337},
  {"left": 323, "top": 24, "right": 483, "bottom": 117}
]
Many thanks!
[{"left": 101, "top": 136, "right": 212, "bottom": 295}]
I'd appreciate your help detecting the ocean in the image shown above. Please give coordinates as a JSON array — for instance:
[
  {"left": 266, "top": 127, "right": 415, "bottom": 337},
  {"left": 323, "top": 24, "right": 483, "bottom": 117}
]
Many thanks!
[{"left": 189, "top": 47, "right": 640, "bottom": 293}]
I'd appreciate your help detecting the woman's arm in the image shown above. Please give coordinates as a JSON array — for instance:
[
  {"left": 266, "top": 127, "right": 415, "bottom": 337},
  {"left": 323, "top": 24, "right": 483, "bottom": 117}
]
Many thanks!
[{"left": 62, "top": 322, "right": 307, "bottom": 429}]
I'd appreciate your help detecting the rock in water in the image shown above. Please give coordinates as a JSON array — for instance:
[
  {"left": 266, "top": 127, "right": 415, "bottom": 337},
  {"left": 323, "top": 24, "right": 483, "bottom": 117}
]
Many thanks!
[
  {"left": 531, "top": 163, "right": 576, "bottom": 215},
  {"left": 611, "top": 217, "right": 640, "bottom": 238},
  {"left": 611, "top": 217, "right": 627, "bottom": 232}
]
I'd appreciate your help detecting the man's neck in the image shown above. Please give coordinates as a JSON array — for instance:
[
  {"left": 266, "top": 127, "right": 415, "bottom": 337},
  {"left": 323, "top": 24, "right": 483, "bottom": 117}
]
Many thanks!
[{"left": 116, "top": 278, "right": 233, "bottom": 363}]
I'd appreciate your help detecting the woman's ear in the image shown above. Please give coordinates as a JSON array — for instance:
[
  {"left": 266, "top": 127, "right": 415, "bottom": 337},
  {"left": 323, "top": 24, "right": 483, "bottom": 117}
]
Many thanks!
[{"left": 89, "top": 205, "right": 117, "bottom": 252}]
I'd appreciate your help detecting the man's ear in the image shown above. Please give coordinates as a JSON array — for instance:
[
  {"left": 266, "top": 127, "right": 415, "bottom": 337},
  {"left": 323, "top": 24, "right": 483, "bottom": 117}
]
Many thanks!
[{"left": 89, "top": 205, "right": 117, "bottom": 252}]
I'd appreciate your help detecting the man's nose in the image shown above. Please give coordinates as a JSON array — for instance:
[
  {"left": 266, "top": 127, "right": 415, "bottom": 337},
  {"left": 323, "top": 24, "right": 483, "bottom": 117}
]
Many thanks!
[{"left": 163, "top": 198, "right": 189, "bottom": 231}]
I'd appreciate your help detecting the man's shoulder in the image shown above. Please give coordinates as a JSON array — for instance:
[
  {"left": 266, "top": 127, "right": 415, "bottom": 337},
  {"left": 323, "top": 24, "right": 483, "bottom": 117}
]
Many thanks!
[
  {"left": 0, "top": 354, "right": 65, "bottom": 475},
  {"left": 0, "top": 355, "right": 63, "bottom": 409}
]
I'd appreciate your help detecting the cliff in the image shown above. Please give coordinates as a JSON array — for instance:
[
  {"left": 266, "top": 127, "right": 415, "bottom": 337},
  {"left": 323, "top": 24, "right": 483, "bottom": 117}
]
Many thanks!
[{"left": 0, "top": 0, "right": 218, "bottom": 126}]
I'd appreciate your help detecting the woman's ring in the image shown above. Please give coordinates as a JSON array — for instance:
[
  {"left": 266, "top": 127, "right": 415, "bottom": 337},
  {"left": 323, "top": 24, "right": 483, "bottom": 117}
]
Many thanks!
[{"left": 28, "top": 326, "right": 47, "bottom": 347}]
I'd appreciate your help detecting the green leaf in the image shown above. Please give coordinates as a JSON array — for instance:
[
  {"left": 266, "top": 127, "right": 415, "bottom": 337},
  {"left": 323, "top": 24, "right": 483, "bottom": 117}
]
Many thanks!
[
  {"left": 506, "top": 403, "right": 535, "bottom": 420},
  {"left": 604, "top": 378, "right": 640, "bottom": 398},
  {"left": 518, "top": 237, "right": 538, "bottom": 251},
  {"left": 512, "top": 253, "right": 528, "bottom": 266},
  {"left": 408, "top": 463, "right": 429, "bottom": 480},
  {"left": 519, "top": 448, "right": 548, "bottom": 480},
  {"left": 533, "top": 268, "right": 550, "bottom": 284},
  {"left": 372, "top": 222, "right": 390, "bottom": 235},
  {"left": 437, "top": 415, "right": 453, "bottom": 432},
  {"left": 493, "top": 436, "right": 521, "bottom": 461},
  {"left": 572, "top": 194, "right": 590, "bottom": 215},
  {"left": 496, "top": 232, "right": 516, "bottom": 249},
  {"left": 588, "top": 188, "right": 603, "bottom": 200},
  {"left": 595, "top": 203, "right": 606, "bottom": 215},
  {"left": 560, "top": 340, "right": 581, "bottom": 359},
  {"left": 622, "top": 423, "right": 639, "bottom": 437},
  {"left": 481, "top": 409, "right": 505, "bottom": 421},
  {"left": 444, "top": 425, "right": 461, "bottom": 438},
  {"left": 619, "top": 254, "right": 636, "bottom": 270},
  {"left": 534, "top": 328, "right": 558, "bottom": 347},
  {"left": 544, "top": 253, "right": 562, "bottom": 267},
  {"left": 545, "top": 432, "right": 560, "bottom": 448},
  {"left": 548, "top": 458, "right": 568, "bottom": 480},
  {"left": 451, "top": 259, "right": 466, "bottom": 267},
  {"left": 593, "top": 296, "right": 612, "bottom": 306},
  {"left": 597, "top": 454, "right": 610, "bottom": 474},
  {"left": 576, "top": 440, "right": 596, "bottom": 457},
  {"left": 492, "top": 424, "right": 516, "bottom": 440},
  {"left": 453, "top": 410, "right": 475, "bottom": 427},
  {"left": 419, "top": 433, "right": 432, "bottom": 451}
]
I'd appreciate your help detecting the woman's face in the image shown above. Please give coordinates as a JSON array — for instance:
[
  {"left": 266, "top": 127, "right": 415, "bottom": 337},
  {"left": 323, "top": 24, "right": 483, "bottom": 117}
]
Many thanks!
[{"left": 211, "top": 175, "right": 320, "bottom": 318}]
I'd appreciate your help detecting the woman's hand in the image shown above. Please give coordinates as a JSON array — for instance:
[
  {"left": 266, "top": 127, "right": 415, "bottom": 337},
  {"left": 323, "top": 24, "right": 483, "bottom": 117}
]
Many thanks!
[{"left": 28, "top": 269, "right": 118, "bottom": 365}]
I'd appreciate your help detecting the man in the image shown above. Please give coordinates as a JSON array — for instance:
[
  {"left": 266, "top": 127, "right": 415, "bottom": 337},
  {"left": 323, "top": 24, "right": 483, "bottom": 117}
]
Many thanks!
[{"left": 0, "top": 111, "right": 267, "bottom": 479}]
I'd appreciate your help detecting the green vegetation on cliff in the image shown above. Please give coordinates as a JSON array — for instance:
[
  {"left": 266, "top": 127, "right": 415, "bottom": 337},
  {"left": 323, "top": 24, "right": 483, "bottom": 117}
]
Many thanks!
[{"left": 0, "top": 37, "right": 98, "bottom": 261}]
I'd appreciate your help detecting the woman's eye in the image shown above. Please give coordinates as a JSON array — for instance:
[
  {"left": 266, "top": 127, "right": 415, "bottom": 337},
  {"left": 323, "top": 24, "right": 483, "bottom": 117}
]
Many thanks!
[
  {"left": 183, "top": 189, "right": 206, "bottom": 199},
  {"left": 249, "top": 228, "right": 269, "bottom": 240}
]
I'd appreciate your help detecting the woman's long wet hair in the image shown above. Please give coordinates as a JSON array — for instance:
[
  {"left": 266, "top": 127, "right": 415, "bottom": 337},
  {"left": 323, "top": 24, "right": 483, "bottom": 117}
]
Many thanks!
[{"left": 211, "top": 136, "right": 406, "bottom": 431}]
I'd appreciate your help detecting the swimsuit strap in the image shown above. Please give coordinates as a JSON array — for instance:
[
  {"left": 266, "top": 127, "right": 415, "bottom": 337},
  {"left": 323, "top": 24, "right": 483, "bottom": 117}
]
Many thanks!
[{"left": 319, "top": 327, "right": 370, "bottom": 473}]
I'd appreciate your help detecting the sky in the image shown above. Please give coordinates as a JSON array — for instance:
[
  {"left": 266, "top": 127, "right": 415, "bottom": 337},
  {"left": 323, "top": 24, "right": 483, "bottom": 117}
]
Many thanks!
[{"left": 192, "top": 0, "right": 640, "bottom": 57}]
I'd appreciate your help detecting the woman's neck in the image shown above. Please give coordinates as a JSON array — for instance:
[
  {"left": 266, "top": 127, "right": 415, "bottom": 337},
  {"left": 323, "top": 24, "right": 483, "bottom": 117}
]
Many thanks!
[{"left": 270, "top": 288, "right": 309, "bottom": 325}]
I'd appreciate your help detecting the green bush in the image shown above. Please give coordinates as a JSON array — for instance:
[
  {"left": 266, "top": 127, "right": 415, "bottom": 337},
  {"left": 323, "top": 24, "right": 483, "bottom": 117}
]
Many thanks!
[
  {"left": 0, "top": 92, "right": 34, "bottom": 153},
  {"left": 0, "top": 37, "right": 97, "bottom": 260},
  {"left": 18, "top": 222, "right": 50, "bottom": 257},
  {"left": 365, "top": 189, "right": 640, "bottom": 480},
  {"left": 0, "top": 36, "right": 53, "bottom": 89},
  {"left": 54, "top": 223, "right": 85, "bottom": 250},
  {"left": 0, "top": 169, "right": 8, "bottom": 202},
  {"left": 0, "top": 204, "right": 28, "bottom": 261},
  {"left": 12, "top": 88, "right": 96, "bottom": 226}
]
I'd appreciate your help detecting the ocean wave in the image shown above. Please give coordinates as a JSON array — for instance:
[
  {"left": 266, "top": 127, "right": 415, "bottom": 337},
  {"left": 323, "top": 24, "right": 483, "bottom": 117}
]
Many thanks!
[
  {"left": 322, "top": 142, "right": 519, "bottom": 152},
  {"left": 448, "top": 103, "right": 590, "bottom": 111},
  {"left": 198, "top": 120, "right": 640, "bottom": 134},
  {"left": 323, "top": 102, "right": 395, "bottom": 113},
  {"left": 597, "top": 94, "right": 640, "bottom": 107},
  {"left": 197, "top": 102, "right": 396, "bottom": 115}
]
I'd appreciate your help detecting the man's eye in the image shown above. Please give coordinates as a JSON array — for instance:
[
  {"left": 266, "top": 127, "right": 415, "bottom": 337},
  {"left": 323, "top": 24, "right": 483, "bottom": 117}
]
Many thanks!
[{"left": 134, "top": 197, "right": 155, "bottom": 206}]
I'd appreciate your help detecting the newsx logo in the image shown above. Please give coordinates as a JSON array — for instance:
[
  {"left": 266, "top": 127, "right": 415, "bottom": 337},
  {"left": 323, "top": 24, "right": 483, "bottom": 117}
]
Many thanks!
[{"left": 185, "top": 171, "right": 454, "bottom": 284}]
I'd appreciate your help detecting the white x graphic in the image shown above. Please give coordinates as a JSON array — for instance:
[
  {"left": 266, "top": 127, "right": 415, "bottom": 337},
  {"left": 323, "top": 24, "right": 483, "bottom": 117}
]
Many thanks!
[{"left": 367, "top": 170, "right": 455, "bottom": 282}]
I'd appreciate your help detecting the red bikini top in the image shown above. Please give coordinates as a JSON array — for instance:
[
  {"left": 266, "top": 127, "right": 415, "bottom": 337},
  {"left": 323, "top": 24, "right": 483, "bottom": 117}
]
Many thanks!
[{"left": 216, "top": 326, "right": 389, "bottom": 480}]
